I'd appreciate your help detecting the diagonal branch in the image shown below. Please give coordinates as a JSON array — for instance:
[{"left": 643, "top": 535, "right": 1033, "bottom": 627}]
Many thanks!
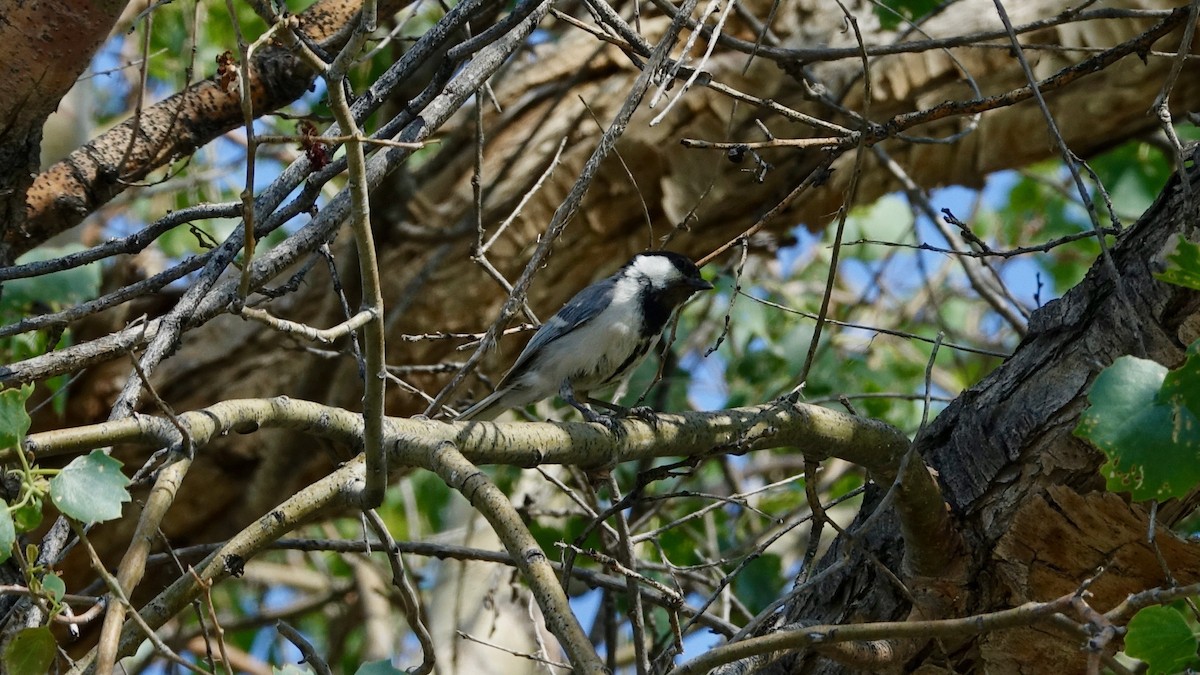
[{"left": 10, "top": 0, "right": 412, "bottom": 258}]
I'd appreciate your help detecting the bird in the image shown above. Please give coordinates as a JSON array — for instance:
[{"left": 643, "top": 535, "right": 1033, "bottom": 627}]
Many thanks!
[{"left": 457, "top": 251, "right": 714, "bottom": 424}]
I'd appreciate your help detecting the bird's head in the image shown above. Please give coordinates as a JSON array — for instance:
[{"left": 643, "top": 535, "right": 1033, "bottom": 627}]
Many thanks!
[{"left": 625, "top": 251, "right": 714, "bottom": 307}]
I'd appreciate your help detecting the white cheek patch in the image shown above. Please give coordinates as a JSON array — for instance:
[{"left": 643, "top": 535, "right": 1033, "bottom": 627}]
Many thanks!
[{"left": 630, "top": 255, "right": 682, "bottom": 288}]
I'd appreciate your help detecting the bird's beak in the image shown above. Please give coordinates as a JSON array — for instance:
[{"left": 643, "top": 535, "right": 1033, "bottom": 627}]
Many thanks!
[{"left": 692, "top": 278, "right": 714, "bottom": 291}]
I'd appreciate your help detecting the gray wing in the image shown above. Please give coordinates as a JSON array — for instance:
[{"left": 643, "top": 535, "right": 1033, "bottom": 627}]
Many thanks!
[{"left": 497, "top": 275, "right": 617, "bottom": 386}]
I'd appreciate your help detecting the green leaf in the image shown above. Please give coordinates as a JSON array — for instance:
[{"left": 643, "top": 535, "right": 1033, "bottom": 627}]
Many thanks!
[
  {"left": 0, "top": 385, "right": 34, "bottom": 450},
  {"left": 0, "top": 508, "right": 14, "bottom": 565},
  {"left": 841, "top": 195, "right": 916, "bottom": 260},
  {"left": 1155, "top": 235, "right": 1200, "bottom": 292},
  {"left": 2, "top": 626, "right": 56, "bottom": 675},
  {"left": 1089, "top": 140, "right": 1173, "bottom": 220},
  {"left": 41, "top": 573, "right": 65, "bottom": 604},
  {"left": 1125, "top": 605, "right": 1199, "bottom": 675},
  {"left": 48, "top": 450, "right": 131, "bottom": 524},
  {"left": 658, "top": 524, "right": 705, "bottom": 567},
  {"left": 354, "top": 658, "right": 405, "bottom": 674},
  {"left": 872, "top": 0, "right": 941, "bottom": 30},
  {"left": 11, "top": 497, "right": 42, "bottom": 534},
  {"left": 1075, "top": 356, "right": 1200, "bottom": 500},
  {"left": 732, "top": 553, "right": 784, "bottom": 614},
  {"left": 2, "top": 246, "right": 102, "bottom": 311},
  {"left": 1162, "top": 340, "right": 1200, "bottom": 419}
]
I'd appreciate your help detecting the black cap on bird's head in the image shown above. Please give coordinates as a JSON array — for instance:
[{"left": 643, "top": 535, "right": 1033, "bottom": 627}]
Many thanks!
[
  {"left": 624, "top": 252, "right": 714, "bottom": 333},
  {"left": 625, "top": 251, "right": 713, "bottom": 294}
]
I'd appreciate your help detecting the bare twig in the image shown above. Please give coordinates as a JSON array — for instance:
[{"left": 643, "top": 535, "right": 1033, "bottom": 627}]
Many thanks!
[
  {"left": 276, "top": 621, "right": 334, "bottom": 675},
  {"left": 362, "top": 509, "right": 436, "bottom": 674}
]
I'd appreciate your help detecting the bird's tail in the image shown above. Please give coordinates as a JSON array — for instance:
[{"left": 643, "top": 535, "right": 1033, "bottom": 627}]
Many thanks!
[{"left": 455, "top": 390, "right": 509, "bottom": 421}]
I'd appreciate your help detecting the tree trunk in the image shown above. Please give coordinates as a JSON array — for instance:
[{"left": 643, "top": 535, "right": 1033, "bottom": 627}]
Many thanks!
[
  {"left": 765, "top": 151, "right": 1200, "bottom": 674},
  {"left": 0, "top": 0, "right": 127, "bottom": 265}
]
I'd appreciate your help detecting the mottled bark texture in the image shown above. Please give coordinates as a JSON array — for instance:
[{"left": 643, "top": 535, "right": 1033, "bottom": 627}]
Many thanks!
[{"left": 4, "top": 0, "right": 413, "bottom": 259}]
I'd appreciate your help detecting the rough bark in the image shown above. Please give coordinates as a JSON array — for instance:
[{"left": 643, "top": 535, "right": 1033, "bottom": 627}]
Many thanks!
[
  {"left": 4, "top": 0, "right": 413, "bottom": 259},
  {"left": 762, "top": 149, "right": 1200, "bottom": 674}
]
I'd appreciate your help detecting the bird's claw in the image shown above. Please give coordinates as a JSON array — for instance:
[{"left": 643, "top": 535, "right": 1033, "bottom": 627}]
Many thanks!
[
  {"left": 598, "top": 415, "right": 624, "bottom": 433},
  {"left": 620, "top": 405, "right": 660, "bottom": 429},
  {"left": 626, "top": 405, "right": 658, "bottom": 421},
  {"left": 581, "top": 408, "right": 623, "bottom": 433}
]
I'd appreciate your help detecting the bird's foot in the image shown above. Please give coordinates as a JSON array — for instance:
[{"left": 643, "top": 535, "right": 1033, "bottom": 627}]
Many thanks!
[
  {"left": 585, "top": 401, "right": 659, "bottom": 430},
  {"left": 616, "top": 404, "right": 660, "bottom": 430},
  {"left": 624, "top": 405, "right": 659, "bottom": 422},
  {"left": 580, "top": 406, "right": 624, "bottom": 433}
]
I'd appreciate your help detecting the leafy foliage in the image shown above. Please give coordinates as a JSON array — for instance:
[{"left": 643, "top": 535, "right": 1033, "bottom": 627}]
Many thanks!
[
  {"left": 731, "top": 553, "right": 784, "bottom": 614},
  {"left": 0, "top": 386, "right": 33, "bottom": 564},
  {"left": 40, "top": 572, "right": 65, "bottom": 604},
  {"left": 873, "top": 0, "right": 943, "bottom": 30},
  {"left": 0, "top": 385, "right": 32, "bottom": 452},
  {"left": 0, "top": 249, "right": 101, "bottom": 417},
  {"left": 1, "top": 386, "right": 131, "bottom": 561},
  {"left": 355, "top": 659, "right": 408, "bottom": 675},
  {"left": 1075, "top": 348, "right": 1200, "bottom": 500},
  {"left": 1155, "top": 235, "right": 1200, "bottom": 291},
  {"left": 1, "top": 627, "right": 56, "bottom": 675},
  {"left": 1125, "top": 605, "right": 1200, "bottom": 675},
  {"left": 0, "top": 510, "right": 14, "bottom": 566},
  {"left": 48, "top": 450, "right": 132, "bottom": 524},
  {"left": 1, "top": 247, "right": 102, "bottom": 312}
]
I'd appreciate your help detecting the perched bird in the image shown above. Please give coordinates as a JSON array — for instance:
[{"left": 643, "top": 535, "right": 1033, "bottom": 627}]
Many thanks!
[{"left": 457, "top": 251, "right": 714, "bottom": 423}]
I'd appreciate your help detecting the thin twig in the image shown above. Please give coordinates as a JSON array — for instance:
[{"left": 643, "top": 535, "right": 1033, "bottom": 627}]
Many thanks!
[
  {"left": 363, "top": 509, "right": 436, "bottom": 675},
  {"left": 990, "top": 0, "right": 1142, "bottom": 353},
  {"left": 797, "top": 2, "right": 870, "bottom": 387},
  {"left": 77, "top": 524, "right": 209, "bottom": 675},
  {"left": 322, "top": 0, "right": 388, "bottom": 507},
  {"left": 276, "top": 621, "right": 334, "bottom": 675},
  {"left": 605, "top": 476, "right": 650, "bottom": 675},
  {"left": 426, "top": 0, "right": 699, "bottom": 416}
]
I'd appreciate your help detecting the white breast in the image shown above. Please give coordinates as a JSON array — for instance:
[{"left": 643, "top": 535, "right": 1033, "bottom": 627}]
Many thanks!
[{"left": 512, "top": 275, "right": 647, "bottom": 395}]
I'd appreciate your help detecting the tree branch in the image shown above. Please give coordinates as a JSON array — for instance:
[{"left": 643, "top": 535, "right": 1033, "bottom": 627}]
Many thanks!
[
  {"left": 415, "top": 441, "right": 606, "bottom": 673},
  {"left": 21, "top": 397, "right": 907, "bottom": 473},
  {"left": 10, "top": 0, "right": 411, "bottom": 258},
  {"left": 670, "top": 595, "right": 1074, "bottom": 675}
]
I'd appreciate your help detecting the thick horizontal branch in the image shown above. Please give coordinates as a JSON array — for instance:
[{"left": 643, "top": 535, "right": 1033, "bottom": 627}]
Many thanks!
[
  {"left": 21, "top": 396, "right": 910, "bottom": 476},
  {"left": 31, "top": 395, "right": 955, "bottom": 672},
  {"left": 45, "top": 396, "right": 902, "bottom": 669}
]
